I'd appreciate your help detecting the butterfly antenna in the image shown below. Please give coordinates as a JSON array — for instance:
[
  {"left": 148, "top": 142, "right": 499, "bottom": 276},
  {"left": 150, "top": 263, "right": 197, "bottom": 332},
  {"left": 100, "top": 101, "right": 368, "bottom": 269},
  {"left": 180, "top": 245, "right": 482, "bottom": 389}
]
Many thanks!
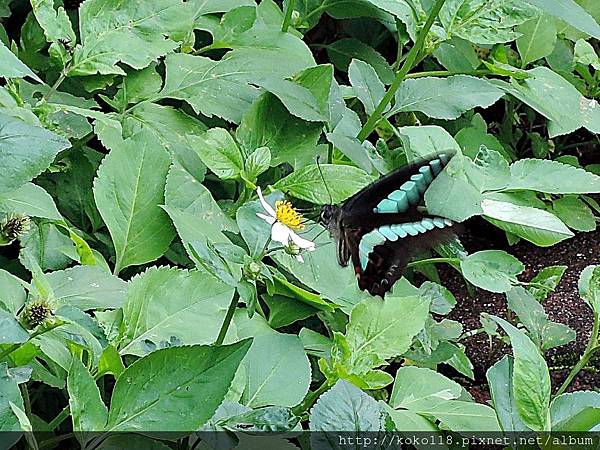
[{"left": 316, "top": 156, "right": 334, "bottom": 205}]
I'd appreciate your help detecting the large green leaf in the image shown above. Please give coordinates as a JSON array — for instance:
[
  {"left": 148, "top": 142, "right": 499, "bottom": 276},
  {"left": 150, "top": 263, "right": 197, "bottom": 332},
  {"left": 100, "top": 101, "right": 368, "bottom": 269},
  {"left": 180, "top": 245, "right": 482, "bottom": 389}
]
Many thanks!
[
  {"left": 106, "top": 341, "right": 251, "bottom": 431},
  {"left": 439, "top": 0, "right": 536, "bottom": 44},
  {"left": 69, "top": 0, "right": 190, "bottom": 76},
  {"left": 552, "top": 195, "right": 596, "bottom": 232},
  {"left": 240, "top": 333, "right": 311, "bottom": 408},
  {"left": 93, "top": 129, "right": 175, "bottom": 274},
  {"left": 345, "top": 295, "right": 430, "bottom": 372},
  {"left": 482, "top": 198, "right": 574, "bottom": 246},
  {"left": 188, "top": 128, "right": 244, "bottom": 180},
  {"left": 67, "top": 358, "right": 108, "bottom": 440},
  {"left": 0, "top": 362, "right": 24, "bottom": 444},
  {"left": 460, "top": 250, "right": 524, "bottom": 293},
  {"left": 524, "top": 0, "right": 600, "bottom": 39},
  {"left": 118, "top": 267, "right": 234, "bottom": 356},
  {"left": 516, "top": 15, "right": 558, "bottom": 67},
  {"left": 396, "top": 125, "right": 461, "bottom": 160},
  {"left": 492, "top": 67, "right": 600, "bottom": 137},
  {"left": 390, "top": 366, "right": 461, "bottom": 410},
  {"left": 326, "top": 38, "right": 394, "bottom": 84},
  {"left": 551, "top": 391, "right": 600, "bottom": 431},
  {"left": 0, "top": 112, "right": 70, "bottom": 194},
  {"left": 273, "top": 164, "right": 374, "bottom": 204},
  {"left": 30, "top": 0, "right": 76, "bottom": 46},
  {"left": 507, "top": 158, "right": 600, "bottom": 193},
  {"left": 0, "top": 183, "right": 62, "bottom": 220},
  {"left": 0, "top": 269, "right": 26, "bottom": 313},
  {"left": 0, "top": 310, "right": 29, "bottom": 344},
  {"left": 0, "top": 40, "right": 41, "bottom": 81},
  {"left": 348, "top": 59, "right": 386, "bottom": 116},
  {"left": 489, "top": 316, "right": 551, "bottom": 431},
  {"left": 412, "top": 400, "right": 501, "bottom": 432},
  {"left": 309, "top": 380, "right": 382, "bottom": 432},
  {"left": 486, "top": 356, "right": 529, "bottom": 432},
  {"left": 390, "top": 76, "right": 504, "bottom": 120}
]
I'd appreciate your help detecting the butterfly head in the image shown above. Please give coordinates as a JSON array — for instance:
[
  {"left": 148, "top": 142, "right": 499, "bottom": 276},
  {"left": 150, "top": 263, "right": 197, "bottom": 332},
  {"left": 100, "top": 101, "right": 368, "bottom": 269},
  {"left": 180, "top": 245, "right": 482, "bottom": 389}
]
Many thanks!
[{"left": 319, "top": 204, "right": 341, "bottom": 230}]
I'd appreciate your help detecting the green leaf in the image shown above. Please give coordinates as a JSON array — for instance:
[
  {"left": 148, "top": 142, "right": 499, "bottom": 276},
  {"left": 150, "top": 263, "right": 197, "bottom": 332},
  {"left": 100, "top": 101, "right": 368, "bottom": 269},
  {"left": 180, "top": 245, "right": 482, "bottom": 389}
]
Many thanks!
[
  {"left": 523, "top": 0, "right": 600, "bottom": 40},
  {"left": 440, "top": 0, "right": 536, "bottom": 45},
  {"left": 327, "top": 38, "right": 394, "bottom": 84},
  {"left": 240, "top": 333, "right": 311, "bottom": 408},
  {"left": 551, "top": 391, "right": 600, "bottom": 431},
  {"left": 552, "top": 195, "right": 596, "bottom": 232},
  {"left": 390, "top": 366, "right": 461, "bottom": 410},
  {"left": 528, "top": 265, "right": 567, "bottom": 301},
  {"left": 92, "top": 435, "right": 172, "bottom": 450},
  {"left": 106, "top": 341, "right": 251, "bottom": 431},
  {"left": 0, "top": 269, "right": 26, "bottom": 313},
  {"left": 482, "top": 198, "right": 574, "bottom": 246},
  {"left": 309, "top": 380, "right": 382, "bottom": 432},
  {"left": 0, "top": 362, "right": 24, "bottom": 438},
  {"left": 69, "top": 0, "right": 190, "bottom": 76},
  {"left": 0, "top": 40, "right": 41, "bottom": 81},
  {"left": 345, "top": 295, "right": 430, "bottom": 372},
  {"left": 578, "top": 265, "right": 600, "bottom": 314},
  {"left": 93, "top": 129, "right": 175, "bottom": 274},
  {"left": 189, "top": 128, "right": 244, "bottom": 180},
  {"left": 244, "top": 146, "right": 271, "bottom": 182},
  {"left": 384, "top": 406, "right": 440, "bottom": 435},
  {"left": 420, "top": 281, "right": 457, "bottom": 315},
  {"left": 30, "top": 0, "right": 76, "bottom": 46},
  {"left": 412, "top": 400, "right": 501, "bottom": 432},
  {"left": 41, "top": 265, "right": 127, "bottom": 310},
  {"left": 434, "top": 37, "right": 481, "bottom": 72},
  {"left": 0, "top": 183, "right": 61, "bottom": 221},
  {"left": 460, "top": 250, "right": 524, "bottom": 293},
  {"left": 396, "top": 125, "right": 461, "bottom": 160},
  {"left": 118, "top": 267, "right": 235, "bottom": 356},
  {"left": 488, "top": 315, "right": 551, "bottom": 431},
  {"left": 67, "top": 358, "right": 108, "bottom": 438},
  {"left": 508, "top": 158, "right": 600, "bottom": 193},
  {"left": 348, "top": 59, "right": 386, "bottom": 116},
  {"left": 273, "top": 164, "right": 375, "bottom": 204},
  {"left": 492, "top": 67, "right": 600, "bottom": 137},
  {"left": 390, "top": 76, "right": 503, "bottom": 120},
  {"left": 574, "top": 39, "right": 600, "bottom": 69},
  {"left": 0, "top": 113, "right": 70, "bottom": 194},
  {"left": 0, "top": 309, "right": 29, "bottom": 344},
  {"left": 157, "top": 33, "right": 314, "bottom": 123},
  {"left": 486, "top": 356, "right": 529, "bottom": 432},
  {"left": 516, "top": 15, "right": 558, "bottom": 67},
  {"left": 237, "top": 93, "right": 323, "bottom": 168}
]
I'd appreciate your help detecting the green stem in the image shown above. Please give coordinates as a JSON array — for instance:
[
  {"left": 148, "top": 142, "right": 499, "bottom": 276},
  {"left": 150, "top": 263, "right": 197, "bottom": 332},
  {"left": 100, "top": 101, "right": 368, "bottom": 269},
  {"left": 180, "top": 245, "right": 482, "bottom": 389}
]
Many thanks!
[
  {"left": 47, "top": 406, "right": 70, "bottom": 431},
  {"left": 281, "top": 0, "right": 296, "bottom": 32},
  {"left": 292, "top": 381, "right": 331, "bottom": 415},
  {"left": 215, "top": 291, "right": 239, "bottom": 346},
  {"left": 405, "top": 69, "right": 493, "bottom": 79},
  {"left": 357, "top": 0, "right": 447, "bottom": 142},
  {"left": 39, "top": 433, "right": 75, "bottom": 450},
  {"left": 406, "top": 257, "right": 460, "bottom": 268},
  {"left": 555, "top": 310, "right": 600, "bottom": 397},
  {"left": 44, "top": 69, "right": 68, "bottom": 102}
]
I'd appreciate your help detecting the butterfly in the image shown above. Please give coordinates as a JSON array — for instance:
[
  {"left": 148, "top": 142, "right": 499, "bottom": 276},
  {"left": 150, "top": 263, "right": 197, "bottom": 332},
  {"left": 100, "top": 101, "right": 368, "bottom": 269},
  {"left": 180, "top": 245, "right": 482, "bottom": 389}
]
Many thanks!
[{"left": 320, "top": 152, "right": 458, "bottom": 297}]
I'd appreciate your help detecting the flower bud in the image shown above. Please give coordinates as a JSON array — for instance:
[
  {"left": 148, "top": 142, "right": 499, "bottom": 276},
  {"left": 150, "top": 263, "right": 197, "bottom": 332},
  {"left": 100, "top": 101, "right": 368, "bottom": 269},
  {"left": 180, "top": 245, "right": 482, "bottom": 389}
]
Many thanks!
[{"left": 0, "top": 214, "right": 30, "bottom": 246}]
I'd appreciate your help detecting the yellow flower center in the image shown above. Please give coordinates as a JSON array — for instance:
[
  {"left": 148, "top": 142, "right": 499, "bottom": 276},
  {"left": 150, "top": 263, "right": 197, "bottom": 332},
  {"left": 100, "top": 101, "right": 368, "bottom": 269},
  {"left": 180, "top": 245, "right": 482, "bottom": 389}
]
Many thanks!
[{"left": 275, "top": 200, "right": 304, "bottom": 231}]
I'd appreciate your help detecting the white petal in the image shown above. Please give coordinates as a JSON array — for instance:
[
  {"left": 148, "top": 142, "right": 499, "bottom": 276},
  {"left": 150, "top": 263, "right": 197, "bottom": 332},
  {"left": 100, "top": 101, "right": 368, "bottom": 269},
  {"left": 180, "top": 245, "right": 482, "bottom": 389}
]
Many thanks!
[
  {"left": 289, "top": 230, "right": 316, "bottom": 251},
  {"left": 295, "top": 254, "right": 304, "bottom": 263},
  {"left": 256, "top": 212, "right": 276, "bottom": 224},
  {"left": 256, "top": 186, "right": 276, "bottom": 217},
  {"left": 271, "top": 222, "right": 292, "bottom": 245}
]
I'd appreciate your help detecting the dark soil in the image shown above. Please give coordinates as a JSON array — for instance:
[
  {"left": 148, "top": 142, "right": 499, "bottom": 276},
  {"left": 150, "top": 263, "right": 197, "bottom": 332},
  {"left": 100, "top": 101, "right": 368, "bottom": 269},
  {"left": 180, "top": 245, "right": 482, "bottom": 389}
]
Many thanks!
[{"left": 441, "top": 218, "right": 600, "bottom": 402}]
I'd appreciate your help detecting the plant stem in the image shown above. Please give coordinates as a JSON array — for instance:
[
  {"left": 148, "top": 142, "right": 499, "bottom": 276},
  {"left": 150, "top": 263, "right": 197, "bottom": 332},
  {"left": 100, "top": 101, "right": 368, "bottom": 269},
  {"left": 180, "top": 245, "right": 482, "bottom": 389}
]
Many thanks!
[
  {"left": 281, "top": 0, "right": 296, "bottom": 32},
  {"left": 405, "top": 69, "right": 493, "bottom": 79},
  {"left": 215, "top": 291, "right": 239, "bottom": 346},
  {"left": 357, "top": 0, "right": 447, "bottom": 141},
  {"left": 44, "top": 70, "right": 68, "bottom": 102},
  {"left": 407, "top": 257, "right": 460, "bottom": 268},
  {"left": 47, "top": 406, "right": 70, "bottom": 431},
  {"left": 555, "top": 310, "right": 600, "bottom": 396},
  {"left": 39, "top": 433, "right": 75, "bottom": 450},
  {"left": 292, "top": 380, "right": 331, "bottom": 415}
]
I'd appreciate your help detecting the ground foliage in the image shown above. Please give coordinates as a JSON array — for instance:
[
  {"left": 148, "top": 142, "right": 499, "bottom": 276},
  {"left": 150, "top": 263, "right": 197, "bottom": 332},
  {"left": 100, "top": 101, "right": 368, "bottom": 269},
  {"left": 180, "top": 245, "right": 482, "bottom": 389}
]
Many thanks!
[{"left": 0, "top": 0, "right": 600, "bottom": 448}]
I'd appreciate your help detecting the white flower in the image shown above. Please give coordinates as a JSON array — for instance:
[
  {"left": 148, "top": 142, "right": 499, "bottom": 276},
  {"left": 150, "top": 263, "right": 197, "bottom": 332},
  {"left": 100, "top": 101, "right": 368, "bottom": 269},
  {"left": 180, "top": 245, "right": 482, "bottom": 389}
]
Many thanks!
[{"left": 256, "top": 187, "right": 315, "bottom": 262}]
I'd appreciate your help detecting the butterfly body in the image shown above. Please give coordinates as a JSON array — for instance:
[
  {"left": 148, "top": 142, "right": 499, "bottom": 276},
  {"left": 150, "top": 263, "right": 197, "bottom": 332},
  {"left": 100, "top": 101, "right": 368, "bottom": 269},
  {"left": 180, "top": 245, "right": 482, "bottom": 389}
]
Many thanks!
[{"left": 320, "top": 153, "right": 457, "bottom": 297}]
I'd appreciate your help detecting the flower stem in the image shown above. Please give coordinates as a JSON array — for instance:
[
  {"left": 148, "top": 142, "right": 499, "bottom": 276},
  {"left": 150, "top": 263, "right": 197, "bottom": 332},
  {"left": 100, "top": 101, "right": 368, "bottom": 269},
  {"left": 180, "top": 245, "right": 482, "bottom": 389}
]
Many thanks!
[
  {"left": 292, "top": 380, "right": 331, "bottom": 416},
  {"left": 215, "top": 290, "right": 239, "bottom": 346},
  {"left": 47, "top": 406, "right": 70, "bottom": 431},
  {"left": 555, "top": 310, "right": 600, "bottom": 397},
  {"left": 357, "top": 0, "right": 448, "bottom": 141},
  {"left": 281, "top": 0, "right": 296, "bottom": 32}
]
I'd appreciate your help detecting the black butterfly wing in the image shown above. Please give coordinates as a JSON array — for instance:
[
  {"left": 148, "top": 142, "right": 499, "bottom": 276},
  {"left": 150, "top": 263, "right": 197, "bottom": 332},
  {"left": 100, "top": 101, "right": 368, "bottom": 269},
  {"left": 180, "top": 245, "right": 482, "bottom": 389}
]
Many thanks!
[{"left": 337, "top": 152, "right": 458, "bottom": 296}]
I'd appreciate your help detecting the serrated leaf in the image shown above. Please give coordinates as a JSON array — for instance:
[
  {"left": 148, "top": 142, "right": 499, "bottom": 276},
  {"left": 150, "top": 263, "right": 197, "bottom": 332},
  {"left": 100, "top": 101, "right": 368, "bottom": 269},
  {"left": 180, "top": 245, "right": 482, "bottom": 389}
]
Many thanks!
[
  {"left": 486, "top": 356, "right": 529, "bottom": 432},
  {"left": 93, "top": 130, "right": 175, "bottom": 274},
  {"left": 523, "top": 0, "right": 600, "bottom": 40},
  {"left": 0, "top": 183, "right": 62, "bottom": 220},
  {"left": 69, "top": 0, "right": 191, "bottom": 76},
  {"left": 390, "top": 366, "right": 461, "bottom": 410},
  {"left": 106, "top": 341, "right": 251, "bottom": 431},
  {"left": 482, "top": 198, "right": 574, "bottom": 246},
  {"left": 348, "top": 59, "right": 386, "bottom": 116},
  {"left": 0, "top": 112, "right": 70, "bottom": 194},
  {"left": 516, "top": 15, "right": 558, "bottom": 67},
  {"left": 460, "top": 250, "right": 524, "bottom": 293},
  {"left": 327, "top": 38, "right": 394, "bottom": 84},
  {"left": 508, "top": 158, "right": 600, "bottom": 193},
  {"left": 189, "top": 128, "right": 243, "bottom": 180},
  {"left": 30, "top": 0, "right": 76, "bottom": 46},
  {"left": 274, "top": 164, "right": 375, "bottom": 204},
  {"left": 390, "top": 76, "right": 503, "bottom": 120}
]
